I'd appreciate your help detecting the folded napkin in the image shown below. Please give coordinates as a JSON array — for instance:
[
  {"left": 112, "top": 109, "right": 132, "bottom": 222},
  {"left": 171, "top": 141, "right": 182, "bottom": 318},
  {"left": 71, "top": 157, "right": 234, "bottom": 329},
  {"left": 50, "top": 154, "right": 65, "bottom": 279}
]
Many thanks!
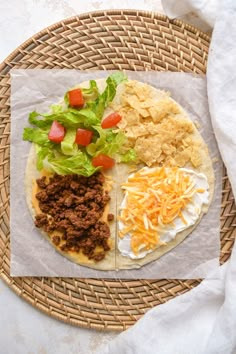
[{"left": 96, "top": 1, "right": 236, "bottom": 353}]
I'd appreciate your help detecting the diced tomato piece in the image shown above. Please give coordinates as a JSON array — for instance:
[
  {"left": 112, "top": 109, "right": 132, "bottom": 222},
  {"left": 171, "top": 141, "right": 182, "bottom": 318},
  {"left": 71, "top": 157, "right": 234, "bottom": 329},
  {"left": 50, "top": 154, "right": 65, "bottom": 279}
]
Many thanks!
[
  {"left": 101, "top": 112, "right": 122, "bottom": 129},
  {"left": 75, "top": 128, "right": 93, "bottom": 146},
  {"left": 68, "top": 88, "right": 85, "bottom": 108},
  {"left": 92, "top": 154, "right": 115, "bottom": 169},
  {"left": 48, "top": 121, "right": 65, "bottom": 143}
]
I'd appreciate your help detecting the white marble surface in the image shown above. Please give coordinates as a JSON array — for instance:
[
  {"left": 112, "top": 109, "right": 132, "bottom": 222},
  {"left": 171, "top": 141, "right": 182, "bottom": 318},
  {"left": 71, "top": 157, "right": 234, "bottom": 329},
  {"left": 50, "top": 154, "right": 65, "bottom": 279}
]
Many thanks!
[
  {"left": 0, "top": 0, "right": 163, "bottom": 63},
  {"left": 0, "top": 1, "right": 208, "bottom": 353}
]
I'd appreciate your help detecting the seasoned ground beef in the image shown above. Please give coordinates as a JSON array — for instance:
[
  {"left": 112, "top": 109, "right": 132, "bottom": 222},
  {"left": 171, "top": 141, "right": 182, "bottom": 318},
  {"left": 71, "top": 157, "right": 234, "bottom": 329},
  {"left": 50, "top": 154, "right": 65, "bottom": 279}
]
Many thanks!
[
  {"left": 36, "top": 176, "right": 47, "bottom": 189},
  {"left": 107, "top": 213, "right": 114, "bottom": 222},
  {"left": 35, "top": 213, "right": 48, "bottom": 228},
  {"left": 34, "top": 172, "right": 113, "bottom": 262},
  {"left": 52, "top": 235, "right": 61, "bottom": 246}
]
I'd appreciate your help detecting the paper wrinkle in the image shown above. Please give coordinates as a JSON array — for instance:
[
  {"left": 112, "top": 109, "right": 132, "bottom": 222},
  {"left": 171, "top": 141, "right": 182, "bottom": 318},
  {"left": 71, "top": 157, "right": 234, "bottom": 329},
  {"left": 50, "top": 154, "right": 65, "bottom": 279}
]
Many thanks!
[{"left": 10, "top": 69, "right": 222, "bottom": 278}]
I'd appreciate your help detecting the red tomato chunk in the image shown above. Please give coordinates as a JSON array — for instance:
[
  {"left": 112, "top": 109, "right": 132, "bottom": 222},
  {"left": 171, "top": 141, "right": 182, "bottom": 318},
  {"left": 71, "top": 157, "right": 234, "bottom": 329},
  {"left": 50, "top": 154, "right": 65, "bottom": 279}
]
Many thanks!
[
  {"left": 68, "top": 88, "right": 84, "bottom": 108},
  {"left": 75, "top": 128, "right": 93, "bottom": 146},
  {"left": 101, "top": 112, "right": 122, "bottom": 129},
  {"left": 92, "top": 154, "right": 115, "bottom": 169},
  {"left": 48, "top": 121, "right": 65, "bottom": 143}
]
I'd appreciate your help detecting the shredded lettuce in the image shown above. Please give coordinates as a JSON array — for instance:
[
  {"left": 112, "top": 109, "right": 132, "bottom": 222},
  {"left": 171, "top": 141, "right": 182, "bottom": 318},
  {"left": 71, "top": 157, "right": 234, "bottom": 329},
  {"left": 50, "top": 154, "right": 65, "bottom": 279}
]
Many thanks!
[
  {"left": 87, "top": 127, "right": 137, "bottom": 162},
  {"left": 47, "top": 151, "right": 99, "bottom": 177},
  {"left": 27, "top": 108, "right": 100, "bottom": 129},
  {"left": 61, "top": 128, "right": 78, "bottom": 156},
  {"left": 28, "top": 111, "right": 52, "bottom": 129},
  {"left": 23, "top": 127, "right": 51, "bottom": 146},
  {"left": 87, "top": 72, "right": 127, "bottom": 119},
  {"left": 23, "top": 72, "right": 134, "bottom": 176},
  {"left": 120, "top": 149, "right": 137, "bottom": 163},
  {"left": 64, "top": 80, "right": 99, "bottom": 106},
  {"left": 81, "top": 80, "right": 99, "bottom": 98},
  {"left": 86, "top": 126, "right": 125, "bottom": 157},
  {"left": 50, "top": 104, "right": 64, "bottom": 114},
  {"left": 35, "top": 146, "right": 51, "bottom": 170}
]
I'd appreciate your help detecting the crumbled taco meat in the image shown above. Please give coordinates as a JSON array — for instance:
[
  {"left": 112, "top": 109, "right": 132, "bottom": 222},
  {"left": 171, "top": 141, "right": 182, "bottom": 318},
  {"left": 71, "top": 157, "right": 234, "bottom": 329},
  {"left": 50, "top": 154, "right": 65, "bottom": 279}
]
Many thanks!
[
  {"left": 107, "top": 213, "right": 114, "bottom": 222},
  {"left": 34, "top": 172, "right": 114, "bottom": 262},
  {"left": 111, "top": 80, "right": 202, "bottom": 168}
]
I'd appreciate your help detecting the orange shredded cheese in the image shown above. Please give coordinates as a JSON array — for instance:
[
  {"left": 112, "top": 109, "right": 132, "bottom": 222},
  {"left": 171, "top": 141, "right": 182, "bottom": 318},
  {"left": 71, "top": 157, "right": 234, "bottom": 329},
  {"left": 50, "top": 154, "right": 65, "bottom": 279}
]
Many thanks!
[{"left": 119, "top": 167, "right": 198, "bottom": 255}]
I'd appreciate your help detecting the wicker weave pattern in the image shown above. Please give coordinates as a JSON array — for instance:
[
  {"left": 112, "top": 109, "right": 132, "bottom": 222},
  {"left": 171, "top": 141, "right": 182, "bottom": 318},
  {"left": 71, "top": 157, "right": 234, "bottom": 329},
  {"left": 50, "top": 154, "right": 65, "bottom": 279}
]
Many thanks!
[{"left": 0, "top": 10, "right": 235, "bottom": 331}]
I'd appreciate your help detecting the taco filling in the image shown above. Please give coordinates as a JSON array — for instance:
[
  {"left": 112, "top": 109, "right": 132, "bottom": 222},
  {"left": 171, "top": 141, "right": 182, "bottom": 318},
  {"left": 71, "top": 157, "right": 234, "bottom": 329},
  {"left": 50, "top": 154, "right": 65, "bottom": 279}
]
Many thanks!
[
  {"left": 23, "top": 72, "right": 133, "bottom": 269},
  {"left": 23, "top": 72, "right": 215, "bottom": 270},
  {"left": 34, "top": 172, "right": 113, "bottom": 262},
  {"left": 112, "top": 78, "right": 214, "bottom": 269},
  {"left": 118, "top": 166, "right": 209, "bottom": 259}
]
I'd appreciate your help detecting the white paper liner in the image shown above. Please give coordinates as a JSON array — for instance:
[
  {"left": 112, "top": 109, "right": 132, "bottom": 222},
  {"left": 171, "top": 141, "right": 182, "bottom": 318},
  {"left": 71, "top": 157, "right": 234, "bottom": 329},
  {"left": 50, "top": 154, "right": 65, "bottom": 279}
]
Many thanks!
[{"left": 10, "top": 69, "right": 222, "bottom": 278}]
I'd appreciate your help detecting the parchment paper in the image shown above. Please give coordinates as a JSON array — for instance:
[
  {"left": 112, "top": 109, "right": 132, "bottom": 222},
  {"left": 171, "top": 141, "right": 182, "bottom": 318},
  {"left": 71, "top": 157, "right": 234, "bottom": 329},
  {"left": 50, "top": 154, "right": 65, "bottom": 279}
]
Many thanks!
[{"left": 10, "top": 69, "right": 222, "bottom": 278}]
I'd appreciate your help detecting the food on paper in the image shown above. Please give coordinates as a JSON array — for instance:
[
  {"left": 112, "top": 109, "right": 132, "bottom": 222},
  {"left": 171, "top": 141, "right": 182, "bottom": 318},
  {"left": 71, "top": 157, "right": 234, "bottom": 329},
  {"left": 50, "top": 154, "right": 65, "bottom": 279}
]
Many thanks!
[
  {"left": 26, "top": 154, "right": 116, "bottom": 269},
  {"left": 23, "top": 72, "right": 133, "bottom": 269},
  {"left": 23, "top": 72, "right": 136, "bottom": 177},
  {"left": 111, "top": 80, "right": 202, "bottom": 168},
  {"left": 23, "top": 73, "right": 215, "bottom": 269},
  {"left": 112, "top": 79, "right": 214, "bottom": 269},
  {"left": 118, "top": 167, "right": 209, "bottom": 259}
]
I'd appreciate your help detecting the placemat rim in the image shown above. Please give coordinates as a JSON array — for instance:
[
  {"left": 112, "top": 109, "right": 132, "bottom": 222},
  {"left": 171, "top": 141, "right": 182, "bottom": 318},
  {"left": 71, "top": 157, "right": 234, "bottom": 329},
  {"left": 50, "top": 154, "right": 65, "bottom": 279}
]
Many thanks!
[{"left": 0, "top": 9, "right": 211, "bottom": 71}]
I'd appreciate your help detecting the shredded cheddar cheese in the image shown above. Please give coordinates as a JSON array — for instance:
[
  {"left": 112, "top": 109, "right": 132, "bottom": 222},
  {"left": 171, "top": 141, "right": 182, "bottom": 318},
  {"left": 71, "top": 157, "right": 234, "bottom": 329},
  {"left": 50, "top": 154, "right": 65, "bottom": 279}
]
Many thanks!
[{"left": 119, "top": 167, "right": 202, "bottom": 255}]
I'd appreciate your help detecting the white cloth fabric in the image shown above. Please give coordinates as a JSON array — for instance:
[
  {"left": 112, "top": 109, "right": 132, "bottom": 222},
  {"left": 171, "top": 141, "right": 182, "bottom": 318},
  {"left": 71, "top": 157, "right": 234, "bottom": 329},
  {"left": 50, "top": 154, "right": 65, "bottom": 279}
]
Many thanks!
[
  {"left": 162, "top": 0, "right": 219, "bottom": 27},
  {"left": 96, "top": 1, "right": 236, "bottom": 353}
]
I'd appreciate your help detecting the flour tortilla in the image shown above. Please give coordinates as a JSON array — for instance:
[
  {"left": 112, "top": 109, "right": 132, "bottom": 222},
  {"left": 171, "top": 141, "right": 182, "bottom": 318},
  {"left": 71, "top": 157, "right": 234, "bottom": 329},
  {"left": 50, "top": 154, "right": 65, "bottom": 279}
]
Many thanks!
[
  {"left": 112, "top": 80, "right": 215, "bottom": 269},
  {"left": 25, "top": 78, "right": 120, "bottom": 270},
  {"left": 116, "top": 162, "right": 214, "bottom": 270},
  {"left": 25, "top": 77, "right": 215, "bottom": 270},
  {"left": 25, "top": 144, "right": 117, "bottom": 271}
]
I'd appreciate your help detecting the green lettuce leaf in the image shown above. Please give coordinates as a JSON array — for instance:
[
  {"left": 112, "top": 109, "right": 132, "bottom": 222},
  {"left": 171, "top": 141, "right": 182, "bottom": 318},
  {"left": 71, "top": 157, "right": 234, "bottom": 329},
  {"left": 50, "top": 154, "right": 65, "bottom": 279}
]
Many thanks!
[
  {"left": 64, "top": 80, "right": 99, "bottom": 106},
  {"left": 81, "top": 80, "right": 99, "bottom": 98},
  {"left": 89, "top": 72, "right": 127, "bottom": 119},
  {"left": 120, "top": 149, "right": 137, "bottom": 163},
  {"left": 64, "top": 92, "right": 69, "bottom": 106},
  {"left": 23, "top": 127, "right": 50, "bottom": 146},
  {"left": 86, "top": 126, "right": 128, "bottom": 158},
  {"left": 35, "top": 145, "right": 54, "bottom": 170},
  {"left": 28, "top": 111, "right": 51, "bottom": 129},
  {"left": 61, "top": 128, "right": 78, "bottom": 156},
  {"left": 28, "top": 108, "right": 100, "bottom": 129},
  {"left": 23, "top": 72, "right": 132, "bottom": 177},
  {"left": 47, "top": 151, "right": 99, "bottom": 177},
  {"left": 50, "top": 104, "right": 64, "bottom": 114}
]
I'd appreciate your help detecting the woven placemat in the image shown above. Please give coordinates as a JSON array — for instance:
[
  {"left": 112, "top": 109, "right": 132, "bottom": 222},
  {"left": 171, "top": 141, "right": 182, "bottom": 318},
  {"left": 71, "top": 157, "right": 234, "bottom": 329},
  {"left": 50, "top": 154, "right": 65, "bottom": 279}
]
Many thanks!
[{"left": 0, "top": 10, "right": 236, "bottom": 331}]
